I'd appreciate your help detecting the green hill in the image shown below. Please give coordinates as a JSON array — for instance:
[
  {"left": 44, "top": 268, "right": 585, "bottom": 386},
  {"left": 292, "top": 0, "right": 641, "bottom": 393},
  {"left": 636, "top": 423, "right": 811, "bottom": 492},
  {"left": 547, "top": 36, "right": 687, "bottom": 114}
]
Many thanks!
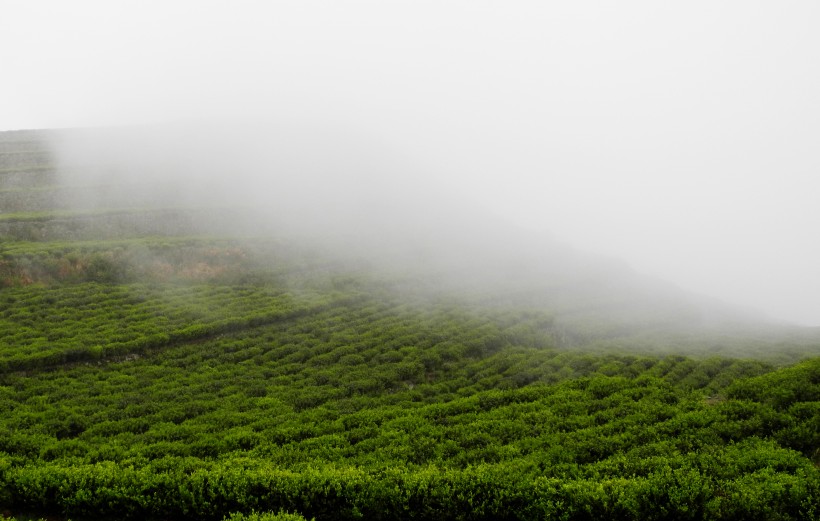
[{"left": 0, "top": 129, "right": 817, "bottom": 521}]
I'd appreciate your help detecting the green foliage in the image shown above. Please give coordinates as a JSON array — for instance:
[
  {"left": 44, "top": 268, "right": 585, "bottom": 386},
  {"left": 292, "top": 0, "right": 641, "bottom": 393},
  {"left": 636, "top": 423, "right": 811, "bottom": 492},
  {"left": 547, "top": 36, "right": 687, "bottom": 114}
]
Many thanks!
[
  {"left": 224, "top": 512, "right": 311, "bottom": 521},
  {"left": 0, "top": 335, "right": 817, "bottom": 519},
  {"left": 727, "top": 357, "right": 820, "bottom": 409},
  {"left": 1, "top": 131, "right": 818, "bottom": 520},
  {"left": 0, "top": 282, "right": 325, "bottom": 371}
]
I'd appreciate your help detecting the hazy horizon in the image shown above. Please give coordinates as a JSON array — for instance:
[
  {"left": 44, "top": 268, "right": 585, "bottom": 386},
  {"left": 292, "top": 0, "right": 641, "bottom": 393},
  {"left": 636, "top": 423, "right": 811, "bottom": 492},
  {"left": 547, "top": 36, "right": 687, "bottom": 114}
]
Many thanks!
[{"left": 2, "top": 1, "right": 819, "bottom": 326}]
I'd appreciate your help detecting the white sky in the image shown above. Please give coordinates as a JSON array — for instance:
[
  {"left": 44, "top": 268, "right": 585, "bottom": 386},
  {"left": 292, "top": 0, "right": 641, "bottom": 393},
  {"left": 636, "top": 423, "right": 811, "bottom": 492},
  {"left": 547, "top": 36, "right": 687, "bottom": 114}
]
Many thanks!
[{"left": 2, "top": 1, "right": 819, "bottom": 325}]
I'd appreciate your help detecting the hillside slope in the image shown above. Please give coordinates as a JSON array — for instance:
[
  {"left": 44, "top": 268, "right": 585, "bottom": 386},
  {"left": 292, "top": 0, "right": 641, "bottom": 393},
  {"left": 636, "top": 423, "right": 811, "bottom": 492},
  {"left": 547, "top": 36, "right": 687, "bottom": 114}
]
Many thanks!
[
  {"left": 0, "top": 128, "right": 818, "bottom": 521},
  {"left": 5, "top": 128, "right": 819, "bottom": 358}
]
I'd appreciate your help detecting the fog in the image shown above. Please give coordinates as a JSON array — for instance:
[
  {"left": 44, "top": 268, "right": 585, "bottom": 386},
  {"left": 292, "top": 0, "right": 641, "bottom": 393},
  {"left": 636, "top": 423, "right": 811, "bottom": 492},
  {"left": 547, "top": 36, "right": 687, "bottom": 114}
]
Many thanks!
[
  {"left": 51, "top": 122, "right": 560, "bottom": 276},
  {"left": 3, "top": 1, "right": 820, "bottom": 326}
]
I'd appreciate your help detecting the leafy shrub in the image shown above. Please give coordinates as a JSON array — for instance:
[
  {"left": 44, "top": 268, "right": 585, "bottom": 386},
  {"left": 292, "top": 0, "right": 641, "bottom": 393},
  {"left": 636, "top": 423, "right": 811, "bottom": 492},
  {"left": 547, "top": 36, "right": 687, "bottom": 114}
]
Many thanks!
[{"left": 224, "top": 512, "right": 311, "bottom": 521}]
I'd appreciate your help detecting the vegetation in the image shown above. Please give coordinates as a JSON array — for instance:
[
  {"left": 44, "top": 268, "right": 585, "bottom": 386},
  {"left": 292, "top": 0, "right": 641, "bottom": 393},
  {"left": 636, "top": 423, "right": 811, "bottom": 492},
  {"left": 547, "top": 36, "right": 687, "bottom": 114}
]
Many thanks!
[{"left": 0, "top": 130, "right": 817, "bottom": 520}]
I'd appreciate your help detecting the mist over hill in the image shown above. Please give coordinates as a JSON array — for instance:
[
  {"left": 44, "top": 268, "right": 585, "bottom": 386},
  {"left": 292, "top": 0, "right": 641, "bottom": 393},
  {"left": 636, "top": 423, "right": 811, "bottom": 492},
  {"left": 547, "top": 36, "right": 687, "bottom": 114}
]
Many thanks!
[
  {"left": 1, "top": 126, "right": 819, "bottom": 521},
  {"left": 2, "top": 125, "right": 810, "bottom": 358}
]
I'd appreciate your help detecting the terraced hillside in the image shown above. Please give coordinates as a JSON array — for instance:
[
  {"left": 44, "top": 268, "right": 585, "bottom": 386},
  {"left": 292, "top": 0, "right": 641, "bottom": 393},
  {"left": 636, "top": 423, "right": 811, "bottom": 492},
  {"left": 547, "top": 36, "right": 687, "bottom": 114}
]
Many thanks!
[{"left": 0, "top": 129, "right": 818, "bottom": 521}]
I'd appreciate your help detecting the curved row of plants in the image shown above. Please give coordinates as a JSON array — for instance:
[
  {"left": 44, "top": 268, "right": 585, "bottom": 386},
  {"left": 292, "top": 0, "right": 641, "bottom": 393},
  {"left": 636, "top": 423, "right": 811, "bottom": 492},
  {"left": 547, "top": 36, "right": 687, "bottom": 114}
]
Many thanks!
[{"left": 0, "top": 281, "right": 344, "bottom": 372}]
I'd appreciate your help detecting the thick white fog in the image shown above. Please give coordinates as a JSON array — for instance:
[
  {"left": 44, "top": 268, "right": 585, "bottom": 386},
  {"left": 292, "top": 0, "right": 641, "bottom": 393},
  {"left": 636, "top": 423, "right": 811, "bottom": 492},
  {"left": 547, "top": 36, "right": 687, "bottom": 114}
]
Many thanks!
[{"left": 2, "top": 1, "right": 819, "bottom": 326}]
